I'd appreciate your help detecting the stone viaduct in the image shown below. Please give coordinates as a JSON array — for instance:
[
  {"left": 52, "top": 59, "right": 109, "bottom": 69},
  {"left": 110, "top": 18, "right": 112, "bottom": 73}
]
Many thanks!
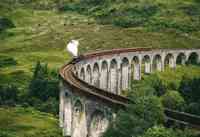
[{"left": 59, "top": 48, "right": 200, "bottom": 137}]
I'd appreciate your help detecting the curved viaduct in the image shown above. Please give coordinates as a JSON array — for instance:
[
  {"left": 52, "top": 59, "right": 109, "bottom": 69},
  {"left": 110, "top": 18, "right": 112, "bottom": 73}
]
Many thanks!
[{"left": 59, "top": 48, "right": 200, "bottom": 137}]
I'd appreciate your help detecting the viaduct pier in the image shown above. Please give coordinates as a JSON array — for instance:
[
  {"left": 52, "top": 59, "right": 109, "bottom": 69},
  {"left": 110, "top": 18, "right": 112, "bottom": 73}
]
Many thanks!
[{"left": 59, "top": 48, "right": 200, "bottom": 137}]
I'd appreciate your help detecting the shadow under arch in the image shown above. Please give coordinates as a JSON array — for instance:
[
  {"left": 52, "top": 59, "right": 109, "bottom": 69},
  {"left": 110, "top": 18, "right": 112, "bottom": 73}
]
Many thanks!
[
  {"left": 110, "top": 59, "right": 118, "bottom": 94},
  {"left": 73, "top": 99, "right": 84, "bottom": 117},
  {"left": 93, "top": 63, "right": 100, "bottom": 87},
  {"left": 72, "top": 99, "right": 87, "bottom": 137},
  {"left": 80, "top": 67, "right": 85, "bottom": 80},
  {"left": 187, "top": 52, "right": 199, "bottom": 65},
  {"left": 100, "top": 60, "right": 109, "bottom": 90},
  {"left": 164, "top": 53, "right": 175, "bottom": 68},
  {"left": 141, "top": 55, "right": 151, "bottom": 76},
  {"left": 86, "top": 65, "right": 92, "bottom": 83},
  {"left": 88, "top": 110, "right": 109, "bottom": 137},
  {"left": 176, "top": 52, "right": 186, "bottom": 65},
  {"left": 131, "top": 56, "right": 140, "bottom": 80},
  {"left": 121, "top": 57, "right": 129, "bottom": 91},
  {"left": 153, "top": 54, "right": 162, "bottom": 72}
]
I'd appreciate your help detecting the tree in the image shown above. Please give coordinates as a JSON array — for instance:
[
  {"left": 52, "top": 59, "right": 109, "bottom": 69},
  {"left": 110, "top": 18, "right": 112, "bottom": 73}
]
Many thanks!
[
  {"left": 103, "top": 95, "right": 164, "bottom": 137},
  {"left": 0, "top": 84, "right": 18, "bottom": 106},
  {"left": 0, "top": 17, "right": 15, "bottom": 32},
  {"left": 140, "top": 126, "right": 176, "bottom": 137},
  {"left": 161, "top": 90, "right": 186, "bottom": 111},
  {"left": 29, "top": 61, "right": 58, "bottom": 101},
  {"left": 179, "top": 76, "right": 200, "bottom": 103},
  {"left": 28, "top": 61, "right": 59, "bottom": 114},
  {"left": 140, "top": 125, "right": 195, "bottom": 137}
]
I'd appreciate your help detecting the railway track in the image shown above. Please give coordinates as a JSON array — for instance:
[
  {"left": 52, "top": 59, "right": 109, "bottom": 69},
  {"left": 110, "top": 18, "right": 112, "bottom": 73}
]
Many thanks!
[
  {"left": 60, "top": 61, "right": 200, "bottom": 130},
  {"left": 60, "top": 63, "right": 129, "bottom": 107}
]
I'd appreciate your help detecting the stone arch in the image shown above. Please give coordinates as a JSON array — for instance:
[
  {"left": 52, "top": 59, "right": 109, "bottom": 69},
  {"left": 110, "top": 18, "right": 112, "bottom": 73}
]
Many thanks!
[
  {"left": 110, "top": 59, "right": 118, "bottom": 94},
  {"left": 73, "top": 100, "right": 84, "bottom": 120},
  {"left": 164, "top": 53, "right": 175, "bottom": 68},
  {"left": 80, "top": 67, "right": 85, "bottom": 80},
  {"left": 93, "top": 63, "right": 100, "bottom": 87},
  {"left": 100, "top": 61, "right": 108, "bottom": 90},
  {"left": 75, "top": 71, "right": 78, "bottom": 76},
  {"left": 176, "top": 52, "right": 186, "bottom": 65},
  {"left": 72, "top": 100, "right": 87, "bottom": 137},
  {"left": 88, "top": 110, "right": 109, "bottom": 137},
  {"left": 142, "top": 55, "right": 151, "bottom": 75},
  {"left": 187, "top": 52, "right": 199, "bottom": 65},
  {"left": 121, "top": 57, "right": 129, "bottom": 91},
  {"left": 86, "top": 65, "right": 92, "bottom": 83},
  {"left": 153, "top": 54, "right": 162, "bottom": 72},
  {"left": 131, "top": 56, "right": 140, "bottom": 80}
]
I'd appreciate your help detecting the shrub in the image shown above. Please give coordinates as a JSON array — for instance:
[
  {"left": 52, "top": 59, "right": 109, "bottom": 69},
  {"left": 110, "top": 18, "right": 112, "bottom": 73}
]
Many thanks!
[
  {"left": 179, "top": 3, "right": 200, "bottom": 16},
  {"left": 130, "top": 83, "right": 156, "bottom": 98},
  {"left": 0, "top": 131, "right": 15, "bottom": 137},
  {"left": 103, "top": 95, "right": 164, "bottom": 137},
  {"left": 109, "top": 2, "right": 159, "bottom": 27},
  {"left": 161, "top": 90, "right": 186, "bottom": 111},
  {"left": 0, "top": 84, "right": 19, "bottom": 106},
  {"left": 59, "top": 3, "right": 80, "bottom": 11},
  {"left": 147, "top": 18, "right": 199, "bottom": 33},
  {"left": 0, "top": 17, "right": 15, "bottom": 32},
  {"left": 80, "top": 0, "right": 106, "bottom": 6},
  {"left": 141, "top": 126, "right": 196, "bottom": 137},
  {"left": 140, "top": 125, "right": 176, "bottom": 137},
  {"left": 179, "top": 76, "right": 200, "bottom": 103},
  {"left": 113, "top": 16, "right": 146, "bottom": 28},
  {"left": 38, "top": 97, "right": 59, "bottom": 115},
  {"left": 185, "top": 102, "right": 200, "bottom": 115},
  {"left": 61, "top": 0, "right": 159, "bottom": 27},
  {"left": 143, "top": 74, "right": 167, "bottom": 96},
  {"left": 0, "top": 55, "right": 17, "bottom": 68},
  {"left": 175, "top": 129, "right": 198, "bottom": 137}
]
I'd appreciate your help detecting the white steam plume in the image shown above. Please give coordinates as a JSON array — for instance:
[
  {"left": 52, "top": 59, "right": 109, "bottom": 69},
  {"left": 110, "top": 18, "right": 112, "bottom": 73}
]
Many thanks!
[{"left": 66, "top": 40, "right": 79, "bottom": 57}]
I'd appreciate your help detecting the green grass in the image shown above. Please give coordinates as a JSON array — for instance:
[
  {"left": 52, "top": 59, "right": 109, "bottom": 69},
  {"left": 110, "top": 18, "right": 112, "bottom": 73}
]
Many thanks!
[
  {"left": 0, "top": 107, "right": 62, "bottom": 137},
  {"left": 160, "top": 65, "right": 200, "bottom": 86},
  {"left": 1, "top": 7, "right": 199, "bottom": 89},
  {"left": 1, "top": 1, "right": 200, "bottom": 135},
  {"left": 0, "top": 2, "right": 200, "bottom": 90},
  {"left": 149, "top": 65, "right": 200, "bottom": 90},
  {"left": 62, "top": 0, "right": 200, "bottom": 32}
]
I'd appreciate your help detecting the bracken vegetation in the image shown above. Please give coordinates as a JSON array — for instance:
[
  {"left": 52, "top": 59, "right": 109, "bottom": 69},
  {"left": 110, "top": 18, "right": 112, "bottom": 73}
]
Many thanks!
[
  {"left": 1, "top": 0, "right": 200, "bottom": 136},
  {"left": 103, "top": 65, "right": 200, "bottom": 137}
]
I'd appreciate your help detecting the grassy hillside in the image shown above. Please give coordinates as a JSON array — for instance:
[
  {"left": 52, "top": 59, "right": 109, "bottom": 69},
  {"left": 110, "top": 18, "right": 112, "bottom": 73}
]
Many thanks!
[
  {"left": 0, "top": 107, "right": 62, "bottom": 137},
  {"left": 0, "top": 0, "right": 200, "bottom": 135},
  {"left": 154, "top": 65, "right": 200, "bottom": 90},
  {"left": 63, "top": 0, "right": 200, "bottom": 32},
  {"left": 1, "top": 0, "right": 200, "bottom": 89}
]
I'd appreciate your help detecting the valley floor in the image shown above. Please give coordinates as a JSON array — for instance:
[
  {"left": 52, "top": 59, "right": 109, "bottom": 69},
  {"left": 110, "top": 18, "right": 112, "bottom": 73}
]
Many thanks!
[{"left": 0, "top": 107, "right": 62, "bottom": 137}]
